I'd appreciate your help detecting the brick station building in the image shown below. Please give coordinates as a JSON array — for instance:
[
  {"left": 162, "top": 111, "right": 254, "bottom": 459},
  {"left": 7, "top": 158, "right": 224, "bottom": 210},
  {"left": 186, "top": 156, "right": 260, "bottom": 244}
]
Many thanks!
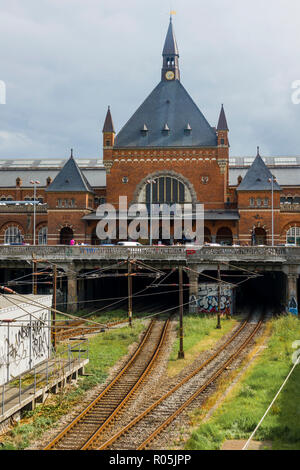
[{"left": 0, "top": 18, "right": 300, "bottom": 247}]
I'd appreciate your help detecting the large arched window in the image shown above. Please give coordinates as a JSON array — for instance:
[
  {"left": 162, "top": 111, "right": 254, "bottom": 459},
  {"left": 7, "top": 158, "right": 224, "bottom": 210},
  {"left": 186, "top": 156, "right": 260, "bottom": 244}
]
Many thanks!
[
  {"left": 139, "top": 176, "right": 192, "bottom": 205},
  {"left": 5, "top": 226, "right": 22, "bottom": 244},
  {"left": 38, "top": 226, "right": 48, "bottom": 245},
  {"left": 286, "top": 227, "right": 300, "bottom": 246}
]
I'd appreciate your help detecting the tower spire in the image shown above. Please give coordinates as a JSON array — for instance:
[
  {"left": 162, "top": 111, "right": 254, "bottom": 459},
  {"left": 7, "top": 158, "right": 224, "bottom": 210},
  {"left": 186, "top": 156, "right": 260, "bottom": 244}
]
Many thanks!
[
  {"left": 217, "top": 104, "right": 229, "bottom": 131},
  {"left": 161, "top": 16, "right": 180, "bottom": 82},
  {"left": 102, "top": 105, "right": 115, "bottom": 133}
]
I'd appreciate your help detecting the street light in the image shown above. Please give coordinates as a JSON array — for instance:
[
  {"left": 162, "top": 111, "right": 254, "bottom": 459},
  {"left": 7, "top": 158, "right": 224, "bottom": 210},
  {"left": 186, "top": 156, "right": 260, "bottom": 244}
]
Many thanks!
[
  {"left": 147, "top": 178, "right": 157, "bottom": 245},
  {"left": 30, "top": 180, "right": 40, "bottom": 245},
  {"left": 268, "top": 175, "right": 276, "bottom": 246}
]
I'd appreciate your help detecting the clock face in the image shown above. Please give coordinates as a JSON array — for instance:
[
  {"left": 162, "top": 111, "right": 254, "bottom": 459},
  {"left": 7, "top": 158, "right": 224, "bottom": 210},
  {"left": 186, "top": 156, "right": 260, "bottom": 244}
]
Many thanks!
[{"left": 165, "top": 71, "right": 175, "bottom": 81}]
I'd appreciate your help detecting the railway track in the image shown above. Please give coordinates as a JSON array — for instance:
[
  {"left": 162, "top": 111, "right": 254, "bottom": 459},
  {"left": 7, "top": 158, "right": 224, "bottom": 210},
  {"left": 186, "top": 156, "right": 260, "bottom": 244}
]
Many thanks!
[
  {"left": 44, "top": 317, "right": 170, "bottom": 450},
  {"left": 55, "top": 300, "right": 172, "bottom": 342},
  {"left": 91, "top": 315, "right": 263, "bottom": 450}
]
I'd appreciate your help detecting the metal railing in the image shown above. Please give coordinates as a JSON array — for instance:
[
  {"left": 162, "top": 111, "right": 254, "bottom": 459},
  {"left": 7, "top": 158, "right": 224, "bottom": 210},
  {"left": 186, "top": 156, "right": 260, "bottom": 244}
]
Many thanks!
[
  {"left": 1, "top": 341, "right": 88, "bottom": 417},
  {"left": 0, "top": 244, "right": 298, "bottom": 262}
]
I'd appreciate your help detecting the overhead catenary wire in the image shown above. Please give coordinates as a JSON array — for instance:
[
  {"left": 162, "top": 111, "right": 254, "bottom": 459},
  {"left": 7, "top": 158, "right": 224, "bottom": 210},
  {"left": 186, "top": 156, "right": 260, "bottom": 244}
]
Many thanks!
[{"left": 0, "top": 286, "right": 107, "bottom": 328}]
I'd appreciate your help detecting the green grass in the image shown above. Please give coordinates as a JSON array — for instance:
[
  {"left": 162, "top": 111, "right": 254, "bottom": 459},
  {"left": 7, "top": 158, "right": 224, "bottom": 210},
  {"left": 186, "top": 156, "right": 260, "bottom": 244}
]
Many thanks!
[
  {"left": 0, "top": 318, "right": 146, "bottom": 450},
  {"left": 167, "top": 314, "right": 238, "bottom": 377},
  {"left": 185, "top": 315, "right": 300, "bottom": 450},
  {"left": 56, "top": 308, "right": 151, "bottom": 325}
]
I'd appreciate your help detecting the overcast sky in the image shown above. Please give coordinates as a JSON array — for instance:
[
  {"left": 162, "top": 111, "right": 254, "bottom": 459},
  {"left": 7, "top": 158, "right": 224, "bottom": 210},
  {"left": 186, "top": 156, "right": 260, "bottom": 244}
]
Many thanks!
[{"left": 0, "top": 0, "right": 299, "bottom": 159}]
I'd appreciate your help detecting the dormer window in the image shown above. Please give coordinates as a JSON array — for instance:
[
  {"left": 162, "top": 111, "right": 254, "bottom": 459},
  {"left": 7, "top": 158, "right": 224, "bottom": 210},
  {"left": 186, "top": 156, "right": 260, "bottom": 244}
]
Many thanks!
[
  {"left": 140, "top": 124, "right": 148, "bottom": 136},
  {"left": 162, "top": 123, "right": 170, "bottom": 135},
  {"left": 184, "top": 123, "right": 192, "bottom": 136}
]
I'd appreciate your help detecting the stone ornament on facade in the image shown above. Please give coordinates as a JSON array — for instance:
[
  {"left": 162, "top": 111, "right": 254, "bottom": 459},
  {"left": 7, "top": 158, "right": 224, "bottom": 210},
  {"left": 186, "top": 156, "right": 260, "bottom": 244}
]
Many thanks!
[
  {"left": 217, "top": 159, "right": 227, "bottom": 174},
  {"left": 103, "top": 160, "right": 113, "bottom": 174}
]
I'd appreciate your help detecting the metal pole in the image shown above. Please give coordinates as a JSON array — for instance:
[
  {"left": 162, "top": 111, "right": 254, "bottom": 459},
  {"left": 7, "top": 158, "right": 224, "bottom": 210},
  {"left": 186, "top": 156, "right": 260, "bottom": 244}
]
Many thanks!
[
  {"left": 178, "top": 266, "right": 184, "bottom": 359},
  {"left": 19, "top": 376, "right": 21, "bottom": 404},
  {"left": 271, "top": 177, "right": 274, "bottom": 246},
  {"left": 52, "top": 264, "right": 57, "bottom": 350},
  {"left": 216, "top": 264, "right": 221, "bottom": 329},
  {"left": 150, "top": 181, "right": 152, "bottom": 245},
  {"left": 33, "top": 183, "right": 36, "bottom": 245},
  {"left": 2, "top": 384, "right": 5, "bottom": 415},
  {"left": 46, "top": 360, "right": 49, "bottom": 387},
  {"left": 128, "top": 259, "right": 132, "bottom": 327},
  {"left": 32, "top": 254, "right": 37, "bottom": 295}
]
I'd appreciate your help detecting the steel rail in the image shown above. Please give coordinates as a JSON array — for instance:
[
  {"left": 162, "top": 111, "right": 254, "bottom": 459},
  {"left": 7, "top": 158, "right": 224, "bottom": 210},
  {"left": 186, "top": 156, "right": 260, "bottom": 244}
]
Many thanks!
[
  {"left": 44, "top": 319, "right": 156, "bottom": 450},
  {"left": 44, "top": 318, "right": 170, "bottom": 450},
  {"left": 97, "top": 317, "right": 251, "bottom": 450},
  {"left": 81, "top": 317, "right": 170, "bottom": 450},
  {"left": 137, "top": 319, "right": 262, "bottom": 450}
]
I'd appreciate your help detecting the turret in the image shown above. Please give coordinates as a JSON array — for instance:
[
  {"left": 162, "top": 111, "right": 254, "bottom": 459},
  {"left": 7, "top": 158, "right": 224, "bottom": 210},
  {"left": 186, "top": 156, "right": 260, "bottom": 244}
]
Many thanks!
[
  {"left": 102, "top": 106, "right": 115, "bottom": 148},
  {"left": 217, "top": 104, "right": 229, "bottom": 147},
  {"left": 161, "top": 16, "right": 180, "bottom": 82}
]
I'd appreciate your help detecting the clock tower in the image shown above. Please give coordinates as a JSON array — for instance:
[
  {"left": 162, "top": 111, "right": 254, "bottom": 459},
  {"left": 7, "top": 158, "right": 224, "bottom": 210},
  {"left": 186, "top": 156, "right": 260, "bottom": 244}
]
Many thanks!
[{"left": 161, "top": 16, "right": 180, "bottom": 82}]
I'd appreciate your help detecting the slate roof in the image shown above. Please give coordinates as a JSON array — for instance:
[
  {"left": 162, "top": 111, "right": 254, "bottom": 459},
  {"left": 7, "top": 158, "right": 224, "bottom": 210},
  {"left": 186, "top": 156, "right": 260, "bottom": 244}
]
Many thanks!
[
  {"left": 114, "top": 80, "right": 218, "bottom": 148},
  {"left": 46, "top": 153, "right": 94, "bottom": 193},
  {"left": 102, "top": 106, "right": 115, "bottom": 133},
  {"left": 162, "top": 17, "right": 179, "bottom": 56},
  {"left": 236, "top": 152, "right": 281, "bottom": 191},
  {"left": 217, "top": 105, "right": 229, "bottom": 131}
]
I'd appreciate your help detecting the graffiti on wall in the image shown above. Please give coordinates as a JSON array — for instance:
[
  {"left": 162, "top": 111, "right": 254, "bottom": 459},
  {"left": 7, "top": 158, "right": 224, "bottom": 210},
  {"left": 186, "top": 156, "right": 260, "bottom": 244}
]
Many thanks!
[
  {"left": 190, "top": 283, "right": 233, "bottom": 315},
  {"left": 0, "top": 308, "right": 50, "bottom": 385},
  {"left": 288, "top": 296, "right": 298, "bottom": 316}
]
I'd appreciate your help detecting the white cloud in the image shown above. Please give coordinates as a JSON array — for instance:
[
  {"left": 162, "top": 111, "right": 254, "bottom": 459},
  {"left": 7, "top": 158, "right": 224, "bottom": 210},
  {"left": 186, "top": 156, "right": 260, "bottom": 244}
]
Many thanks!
[{"left": 0, "top": 0, "right": 299, "bottom": 158}]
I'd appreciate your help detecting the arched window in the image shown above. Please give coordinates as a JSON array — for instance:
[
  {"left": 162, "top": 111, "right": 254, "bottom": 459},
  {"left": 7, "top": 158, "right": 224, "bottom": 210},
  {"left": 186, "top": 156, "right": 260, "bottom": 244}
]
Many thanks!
[
  {"left": 38, "top": 226, "right": 48, "bottom": 245},
  {"left": 5, "top": 226, "right": 22, "bottom": 244},
  {"left": 144, "top": 177, "right": 188, "bottom": 205},
  {"left": 286, "top": 227, "right": 300, "bottom": 246}
]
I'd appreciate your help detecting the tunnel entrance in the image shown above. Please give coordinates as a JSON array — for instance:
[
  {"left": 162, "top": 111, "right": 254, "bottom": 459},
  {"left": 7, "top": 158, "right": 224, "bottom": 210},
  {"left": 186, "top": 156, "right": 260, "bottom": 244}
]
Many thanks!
[
  {"left": 201, "top": 270, "right": 286, "bottom": 316},
  {"left": 77, "top": 267, "right": 189, "bottom": 318}
]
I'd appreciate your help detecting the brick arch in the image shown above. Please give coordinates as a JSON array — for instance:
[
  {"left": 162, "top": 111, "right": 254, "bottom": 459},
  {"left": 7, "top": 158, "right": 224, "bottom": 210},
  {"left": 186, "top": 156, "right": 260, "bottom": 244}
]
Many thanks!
[
  {"left": 131, "top": 170, "right": 198, "bottom": 205},
  {"left": 56, "top": 222, "right": 76, "bottom": 233},
  {"left": 249, "top": 222, "right": 269, "bottom": 233},
  {"left": 280, "top": 221, "right": 300, "bottom": 237},
  {"left": 0, "top": 221, "right": 25, "bottom": 235}
]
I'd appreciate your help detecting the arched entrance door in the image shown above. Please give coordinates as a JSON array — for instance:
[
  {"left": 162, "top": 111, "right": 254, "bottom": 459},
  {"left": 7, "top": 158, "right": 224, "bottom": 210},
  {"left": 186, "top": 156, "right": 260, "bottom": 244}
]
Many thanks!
[
  {"left": 216, "top": 227, "right": 233, "bottom": 245},
  {"left": 60, "top": 227, "right": 74, "bottom": 245},
  {"left": 253, "top": 227, "right": 267, "bottom": 245},
  {"left": 204, "top": 227, "right": 212, "bottom": 243}
]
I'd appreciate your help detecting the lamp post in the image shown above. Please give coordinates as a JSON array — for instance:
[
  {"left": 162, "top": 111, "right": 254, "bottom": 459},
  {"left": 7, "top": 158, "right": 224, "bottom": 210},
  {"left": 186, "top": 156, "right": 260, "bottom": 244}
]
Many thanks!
[
  {"left": 30, "top": 180, "right": 40, "bottom": 245},
  {"left": 147, "top": 178, "right": 157, "bottom": 245},
  {"left": 268, "top": 175, "right": 276, "bottom": 246}
]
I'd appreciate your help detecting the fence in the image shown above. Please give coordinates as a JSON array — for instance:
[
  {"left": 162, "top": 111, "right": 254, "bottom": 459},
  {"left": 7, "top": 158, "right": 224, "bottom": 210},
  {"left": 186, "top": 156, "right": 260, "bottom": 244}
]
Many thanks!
[{"left": 0, "top": 341, "right": 88, "bottom": 417}]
